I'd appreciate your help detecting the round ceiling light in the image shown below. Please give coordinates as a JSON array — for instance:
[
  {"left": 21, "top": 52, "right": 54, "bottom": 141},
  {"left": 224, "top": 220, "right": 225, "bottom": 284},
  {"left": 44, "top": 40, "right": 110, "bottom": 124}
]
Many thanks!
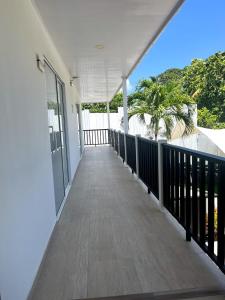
[{"left": 95, "top": 44, "right": 104, "bottom": 50}]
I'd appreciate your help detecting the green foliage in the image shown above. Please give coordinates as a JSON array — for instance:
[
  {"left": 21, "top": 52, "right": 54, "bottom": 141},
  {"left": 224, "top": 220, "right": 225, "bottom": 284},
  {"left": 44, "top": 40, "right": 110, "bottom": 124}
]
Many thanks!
[
  {"left": 156, "top": 68, "right": 184, "bottom": 85},
  {"left": 197, "top": 107, "right": 225, "bottom": 129},
  {"left": 183, "top": 52, "right": 225, "bottom": 124},
  {"left": 82, "top": 102, "right": 107, "bottom": 113},
  {"left": 128, "top": 78, "right": 194, "bottom": 140},
  {"left": 82, "top": 92, "right": 124, "bottom": 113},
  {"left": 48, "top": 101, "right": 58, "bottom": 113},
  {"left": 109, "top": 93, "right": 123, "bottom": 112}
]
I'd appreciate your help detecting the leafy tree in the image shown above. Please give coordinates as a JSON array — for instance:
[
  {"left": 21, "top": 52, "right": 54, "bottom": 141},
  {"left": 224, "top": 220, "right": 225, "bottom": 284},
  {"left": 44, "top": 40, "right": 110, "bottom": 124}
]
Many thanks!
[
  {"left": 156, "top": 68, "right": 184, "bottom": 85},
  {"left": 128, "top": 78, "right": 194, "bottom": 140},
  {"left": 82, "top": 102, "right": 106, "bottom": 112},
  {"left": 82, "top": 92, "right": 125, "bottom": 113},
  {"left": 109, "top": 93, "right": 123, "bottom": 112},
  {"left": 198, "top": 107, "right": 225, "bottom": 129},
  {"left": 183, "top": 52, "right": 225, "bottom": 124}
]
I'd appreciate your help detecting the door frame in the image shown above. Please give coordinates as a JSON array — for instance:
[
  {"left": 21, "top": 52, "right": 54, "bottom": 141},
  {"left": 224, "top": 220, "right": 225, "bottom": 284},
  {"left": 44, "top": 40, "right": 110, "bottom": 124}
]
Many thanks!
[{"left": 44, "top": 57, "right": 71, "bottom": 216}]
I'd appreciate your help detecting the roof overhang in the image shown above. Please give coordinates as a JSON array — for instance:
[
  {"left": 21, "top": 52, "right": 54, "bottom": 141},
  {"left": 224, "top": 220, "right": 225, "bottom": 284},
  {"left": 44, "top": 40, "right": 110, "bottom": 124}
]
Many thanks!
[{"left": 32, "top": 0, "right": 184, "bottom": 103}]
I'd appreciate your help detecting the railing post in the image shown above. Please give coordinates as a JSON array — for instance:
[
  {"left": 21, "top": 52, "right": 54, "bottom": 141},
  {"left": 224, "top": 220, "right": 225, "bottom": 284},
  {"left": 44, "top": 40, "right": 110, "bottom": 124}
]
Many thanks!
[
  {"left": 124, "top": 133, "right": 127, "bottom": 164},
  {"left": 135, "top": 134, "right": 140, "bottom": 178},
  {"left": 158, "top": 139, "right": 167, "bottom": 210},
  {"left": 108, "top": 129, "right": 111, "bottom": 145},
  {"left": 118, "top": 130, "right": 120, "bottom": 156}
]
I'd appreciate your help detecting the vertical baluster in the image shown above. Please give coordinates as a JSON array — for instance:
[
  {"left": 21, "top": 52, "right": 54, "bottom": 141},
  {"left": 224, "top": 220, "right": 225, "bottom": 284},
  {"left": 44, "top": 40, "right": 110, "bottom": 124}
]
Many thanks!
[
  {"left": 186, "top": 154, "right": 191, "bottom": 241},
  {"left": 148, "top": 142, "right": 151, "bottom": 193},
  {"left": 163, "top": 147, "right": 167, "bottom": 208},
  {"left": 199, "top": 158, "right": 206, "bottom": 245},
  {"left": 170, "top": 149, "right": 175, "bottom": 214},
  {"left": 96, "top": 130, "right": 99, "bottom": 145},
  {"left": 217, "top": 162, "right": 225, "bottom": 267},
  {"left": 207, "top": 161, "right": 215, "bottom": 255},
  {"left": 139, "top": 140, "right": 142, "bottom": 180},
  {"left": 175, "top": 151, "right": 179, "bottom": 218},
  {"left": 89, "top": 130, "right": 90, "bottom": 145},
  {"left": 167, "top": 149, "right": 171, "bottom": 211},
  {"left": 84, "top": 131, "right": 86, "bottom": 145},
  {"left": 149, "top": 142, "right": 152, "bottom": 192},
  {"left": 99, "top": 129, "right": 101, "bottom": 144},
  {"left": 180, "top": 152, "right": 185, "bottom": 223},
  {"left": 192, "top": 155, "right": 198, "bottom": 238},
  {"left": 154, "top": 144, "right": 157, "bottom": 196},
  {"left": 152, "top": 144, "right": 155, "bottom": 195}
]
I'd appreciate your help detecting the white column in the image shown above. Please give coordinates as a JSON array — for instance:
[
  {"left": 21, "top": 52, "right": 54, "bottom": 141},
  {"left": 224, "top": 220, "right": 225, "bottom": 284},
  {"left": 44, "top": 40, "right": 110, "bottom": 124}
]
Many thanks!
[
  {"left": 106, "top": 102, "right": 110, "bottom": 129},
  {"left": 122, "top": 76, "right": 128, "bottom": 134},
  {"left": 158, "top": 139, "right": 167, "bottom": 210}
]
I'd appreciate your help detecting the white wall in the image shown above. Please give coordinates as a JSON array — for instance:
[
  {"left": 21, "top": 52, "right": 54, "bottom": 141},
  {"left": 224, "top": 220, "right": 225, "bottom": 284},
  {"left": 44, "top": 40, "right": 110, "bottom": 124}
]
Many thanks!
[
  {"left": 82, "top": 108, "right": 124, "bottom": 131},
  {"left": 0, "top": 1, "right": 81, "bottom": 300},
  {"left": 170, "top": 132, "right": 225, "bottom": 157}
]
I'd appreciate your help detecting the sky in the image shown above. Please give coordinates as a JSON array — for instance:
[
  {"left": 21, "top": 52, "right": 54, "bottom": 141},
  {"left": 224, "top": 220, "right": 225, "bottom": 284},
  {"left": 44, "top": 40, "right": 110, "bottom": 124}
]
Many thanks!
[{"left": 128, "top": 0, "right": 225, "bottom": 93}]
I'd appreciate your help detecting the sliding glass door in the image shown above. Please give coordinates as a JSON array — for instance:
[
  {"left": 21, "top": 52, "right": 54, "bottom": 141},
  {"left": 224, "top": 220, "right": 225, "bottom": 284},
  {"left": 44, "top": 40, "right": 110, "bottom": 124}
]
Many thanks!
[{"left": 45, "top": 64, "right": 69, "bottom": 214}]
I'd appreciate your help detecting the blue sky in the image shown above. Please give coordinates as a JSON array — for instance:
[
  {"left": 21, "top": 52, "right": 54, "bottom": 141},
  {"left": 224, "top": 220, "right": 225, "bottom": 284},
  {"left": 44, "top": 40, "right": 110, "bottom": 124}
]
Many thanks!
[{"left": 128, "top": 0, "right": 225, "bottom": 93}]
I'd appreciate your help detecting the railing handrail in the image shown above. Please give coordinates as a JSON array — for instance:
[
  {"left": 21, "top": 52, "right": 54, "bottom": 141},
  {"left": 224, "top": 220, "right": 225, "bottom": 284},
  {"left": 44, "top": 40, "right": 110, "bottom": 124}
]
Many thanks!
[
  {"left": 163, "top": 142, "right": 225, "bottom": 163},
  {"left": 83, "top": 128, "right": 108, "bottom": 131},
  {"left": 138, "top": 136, "right": 158, "bottom": 145}
]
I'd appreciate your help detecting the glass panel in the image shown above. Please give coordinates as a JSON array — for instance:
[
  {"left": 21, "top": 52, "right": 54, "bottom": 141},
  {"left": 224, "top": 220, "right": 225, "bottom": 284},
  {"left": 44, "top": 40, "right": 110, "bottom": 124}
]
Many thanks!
[
  {"left": 45, "top": 64, "right": 65, "bottom": 214},
  {"left": 57, "top": 80, "right": 69, "bottom": 189}
]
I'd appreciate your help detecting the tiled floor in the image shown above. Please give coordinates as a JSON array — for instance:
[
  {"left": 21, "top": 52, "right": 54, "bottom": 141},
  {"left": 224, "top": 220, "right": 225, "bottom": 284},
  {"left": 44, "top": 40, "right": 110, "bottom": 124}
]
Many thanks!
[{"left": 30, "top": 147, "right": 225, "bottom": 300}]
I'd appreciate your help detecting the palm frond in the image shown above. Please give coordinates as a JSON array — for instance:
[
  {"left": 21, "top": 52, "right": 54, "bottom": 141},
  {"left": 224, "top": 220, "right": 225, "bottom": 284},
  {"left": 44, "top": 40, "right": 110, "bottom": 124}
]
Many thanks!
[
  {"left": 163, "top": 115, "right": 174, "bottom": 139},
  {"left": 168, "top": 107, "right": 194, "bottom": 136},
  {"left": 128, "top": 103, "right": 149, "bottom": 124}
]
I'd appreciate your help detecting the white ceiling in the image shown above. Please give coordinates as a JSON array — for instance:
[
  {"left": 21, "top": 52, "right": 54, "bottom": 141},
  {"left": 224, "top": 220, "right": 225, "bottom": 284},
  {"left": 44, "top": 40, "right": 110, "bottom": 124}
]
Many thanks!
[{"left": 33, "top": 0, "right": 184, "bottom": 103}]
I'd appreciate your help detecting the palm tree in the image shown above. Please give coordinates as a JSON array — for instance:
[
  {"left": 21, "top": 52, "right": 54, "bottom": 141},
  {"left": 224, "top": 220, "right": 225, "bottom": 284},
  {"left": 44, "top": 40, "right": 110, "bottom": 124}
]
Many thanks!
[{"left": 128, "top": 78, "right": 195, "bottom": 140}]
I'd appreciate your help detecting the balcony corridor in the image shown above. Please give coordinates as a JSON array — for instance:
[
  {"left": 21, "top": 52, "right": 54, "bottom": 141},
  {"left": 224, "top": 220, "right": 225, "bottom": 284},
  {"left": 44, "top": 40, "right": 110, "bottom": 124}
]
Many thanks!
[{"left": 30, "top": 147, "right": 225, "bottom": 300}]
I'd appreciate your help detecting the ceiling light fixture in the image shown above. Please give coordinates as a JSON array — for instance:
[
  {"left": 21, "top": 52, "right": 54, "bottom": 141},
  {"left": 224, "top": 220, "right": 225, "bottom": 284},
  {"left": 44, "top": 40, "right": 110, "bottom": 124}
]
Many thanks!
[
  {"left": 95, "top": 44, "right": 104, "bottom": 50},
  {"left": 70, "top": 76, "right": 80, "bottom": 86}
]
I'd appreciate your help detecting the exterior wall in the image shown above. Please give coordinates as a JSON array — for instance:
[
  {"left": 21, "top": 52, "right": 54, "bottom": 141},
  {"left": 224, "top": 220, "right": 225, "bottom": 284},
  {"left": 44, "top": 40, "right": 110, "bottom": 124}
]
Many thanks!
[
  {"left": 0, "top": 1, "right": 81, "bottom": 300},
  {"left": 82, "top": 108, "right": 123, "bottom": 131},
  {"left": 82, "top": 107, "right": 194, "bottom": 138},
  {"left": 170, "top": 132, "right": 225, "bottom": 157}
]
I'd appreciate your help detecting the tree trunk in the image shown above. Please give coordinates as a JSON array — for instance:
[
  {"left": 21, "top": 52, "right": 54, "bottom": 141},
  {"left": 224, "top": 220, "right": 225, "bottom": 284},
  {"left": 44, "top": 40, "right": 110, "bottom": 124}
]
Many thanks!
[{"left": 154, "top": 121, "right": 159, "bottom": 140}]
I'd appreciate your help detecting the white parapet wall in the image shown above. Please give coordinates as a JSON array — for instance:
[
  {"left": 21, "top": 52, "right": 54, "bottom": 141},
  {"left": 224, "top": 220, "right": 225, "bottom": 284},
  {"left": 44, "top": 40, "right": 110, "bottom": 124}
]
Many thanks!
[{"left": 82, "top": 105, "right": 198, "bottom": 139}]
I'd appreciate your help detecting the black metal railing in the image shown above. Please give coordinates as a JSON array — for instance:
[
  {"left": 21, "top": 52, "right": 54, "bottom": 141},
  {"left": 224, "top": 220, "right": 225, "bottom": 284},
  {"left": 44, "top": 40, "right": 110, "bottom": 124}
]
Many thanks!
[
  {"left": 119, "top": 132, "right": 125, "bottom": 162},
  {"left": 83, "top": 129, "right": 109, "bottom": 146},
  {"left": 109, "top": 129, "right": 225, "bottom": 274},
  {"left": 111, "top": 130, "right": 115, "bottom": 148},
  {"left": 114, "top": 131, "right": 119, "bottom": 153},
  {"left": 138, "top": 137, "right": 159, "bottom": 198},
  {"left": 163, "top": 143, "right": 225, "bottom": 273},
  {"left": 125, "top": 134, "right": 136, "bottom": 173}
]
